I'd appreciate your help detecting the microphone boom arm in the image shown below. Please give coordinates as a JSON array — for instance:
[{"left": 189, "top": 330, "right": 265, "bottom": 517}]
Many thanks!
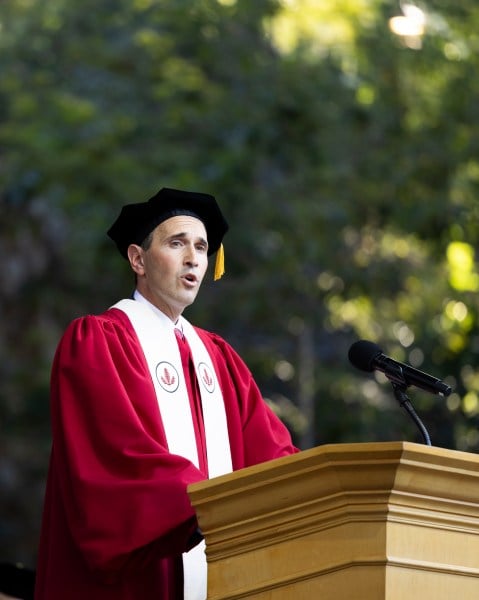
[{"left": 390, "top": 381, "right": 432, "bottom": 446}]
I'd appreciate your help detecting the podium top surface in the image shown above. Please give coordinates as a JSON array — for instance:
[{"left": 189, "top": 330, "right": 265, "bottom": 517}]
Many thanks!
[{"left": 188, "top": 441, "right": 479, "bottom": 511}]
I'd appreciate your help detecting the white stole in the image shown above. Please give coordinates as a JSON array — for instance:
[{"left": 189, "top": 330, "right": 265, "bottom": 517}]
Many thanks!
[{"left": 112, "top": 297, "right": 233, "bottom": 600}]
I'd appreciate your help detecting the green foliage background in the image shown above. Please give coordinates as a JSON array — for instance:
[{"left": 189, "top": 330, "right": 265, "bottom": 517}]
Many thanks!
[{"left": 1, "top": 0, "right": 479, "bottom": 567}]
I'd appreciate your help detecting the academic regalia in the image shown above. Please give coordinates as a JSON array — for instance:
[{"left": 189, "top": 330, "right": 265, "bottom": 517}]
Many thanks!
[{"left": 34, "top": 307, "right": 298, "bottom": 600}]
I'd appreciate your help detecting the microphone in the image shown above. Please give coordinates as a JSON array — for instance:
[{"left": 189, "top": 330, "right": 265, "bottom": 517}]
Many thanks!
[{"left": 348, "top": 340, "right": 452, "bottom": 397}]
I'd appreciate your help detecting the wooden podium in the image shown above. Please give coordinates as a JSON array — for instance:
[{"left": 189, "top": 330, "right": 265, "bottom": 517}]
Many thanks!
[{"left": 188, "top": 442, "right": 479, "bottom": 599}]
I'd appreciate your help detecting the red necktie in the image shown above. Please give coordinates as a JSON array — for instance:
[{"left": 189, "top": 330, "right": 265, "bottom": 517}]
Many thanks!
[{"left": 173, "top": 328, "right": 208, "bottom": 474}]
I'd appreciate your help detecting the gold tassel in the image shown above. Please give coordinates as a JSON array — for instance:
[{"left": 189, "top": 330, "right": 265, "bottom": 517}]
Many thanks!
[{"left": 214, "top": 243, "right": 225, "bottom": 281}]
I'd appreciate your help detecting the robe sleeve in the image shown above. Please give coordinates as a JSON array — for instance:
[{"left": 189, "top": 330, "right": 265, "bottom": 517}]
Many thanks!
[{"left": 50, "top": 313, "right": 204, "bottom": 580}]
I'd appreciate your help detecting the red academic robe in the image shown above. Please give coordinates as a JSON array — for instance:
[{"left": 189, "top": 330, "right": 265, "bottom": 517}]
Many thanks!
[{"left": 34, "top": 307, "right": 298, "bottom": 599}]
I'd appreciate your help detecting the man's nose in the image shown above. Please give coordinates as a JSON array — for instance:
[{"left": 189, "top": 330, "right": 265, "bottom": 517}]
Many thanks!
[{"left": 184, "top": 246, "right": 199, "bottom": 265}]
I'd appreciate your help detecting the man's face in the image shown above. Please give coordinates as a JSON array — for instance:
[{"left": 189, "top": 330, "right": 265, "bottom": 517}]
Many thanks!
[{"left": 128, "top": 215, "right": 209, "bottom": 321}]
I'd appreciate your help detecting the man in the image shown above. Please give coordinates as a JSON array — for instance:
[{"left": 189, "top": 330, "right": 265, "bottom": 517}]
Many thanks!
[{"left": 34, "top": 187, "right": 298, "bottom": 600}]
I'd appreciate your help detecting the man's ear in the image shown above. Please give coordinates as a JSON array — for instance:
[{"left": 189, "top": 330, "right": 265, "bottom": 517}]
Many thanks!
[{"left": 127, "top": 244, "right": 145, "bottom": 276}]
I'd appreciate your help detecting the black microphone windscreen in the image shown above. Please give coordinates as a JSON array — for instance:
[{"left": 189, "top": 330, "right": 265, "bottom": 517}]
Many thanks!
[{"left": 348, "top": 340, "right": 383, "bottom": 372}]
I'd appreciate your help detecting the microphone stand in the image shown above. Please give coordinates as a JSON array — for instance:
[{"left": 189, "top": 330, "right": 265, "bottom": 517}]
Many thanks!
[{"left": 391, "top": 382, "right": 432, "bottom": 446}]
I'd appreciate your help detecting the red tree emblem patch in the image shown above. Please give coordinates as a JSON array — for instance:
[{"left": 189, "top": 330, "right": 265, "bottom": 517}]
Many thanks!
[
  {"left": 155, "top": 361, "right": 180, "bottom": 393},
  {"left": 198, "top": 362, "right": 215, "bottom": 393}
]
